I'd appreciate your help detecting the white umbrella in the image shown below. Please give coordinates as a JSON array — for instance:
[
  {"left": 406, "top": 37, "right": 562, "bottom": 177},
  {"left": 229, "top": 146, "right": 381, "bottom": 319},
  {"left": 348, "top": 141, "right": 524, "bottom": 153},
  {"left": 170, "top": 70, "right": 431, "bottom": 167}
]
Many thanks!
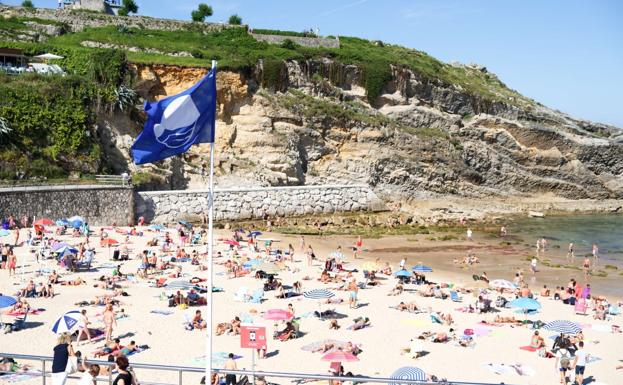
[
  {"left": 489, "top": 279, "right": 517, "bottom": 290},
  {"left": 34, "top": 53, "right": 64, "bottom": 60}
]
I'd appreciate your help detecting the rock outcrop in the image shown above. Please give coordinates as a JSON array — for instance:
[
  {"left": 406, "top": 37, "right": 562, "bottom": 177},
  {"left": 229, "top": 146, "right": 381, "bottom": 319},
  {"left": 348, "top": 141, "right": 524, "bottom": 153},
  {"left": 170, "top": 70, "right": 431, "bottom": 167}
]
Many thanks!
[{"left": 94, "top": 58, "right": 622, "bottom": 203}]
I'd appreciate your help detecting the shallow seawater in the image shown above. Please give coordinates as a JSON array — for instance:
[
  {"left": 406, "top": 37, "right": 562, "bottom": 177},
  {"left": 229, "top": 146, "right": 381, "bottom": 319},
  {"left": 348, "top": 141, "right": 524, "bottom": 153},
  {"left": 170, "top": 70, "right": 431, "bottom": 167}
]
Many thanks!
[{"left": 509, "top": 213, "right": 623, "bottom": 263}]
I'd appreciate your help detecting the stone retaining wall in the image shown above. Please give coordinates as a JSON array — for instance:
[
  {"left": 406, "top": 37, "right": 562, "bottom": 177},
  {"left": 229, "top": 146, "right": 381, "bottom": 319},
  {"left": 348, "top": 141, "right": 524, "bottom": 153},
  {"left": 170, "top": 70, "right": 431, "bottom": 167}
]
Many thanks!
[
  {"left": 0, "top": 185, "right": 134, "bottom": 226},
  {"left": 0, "top": 5, "right": 239, "bottom": 33},
  {"left": 251, "top": 33, "right": 340, "bottom": 48},
  {"left": 136, "top": 185, "right": 385, "bottom": 223}
]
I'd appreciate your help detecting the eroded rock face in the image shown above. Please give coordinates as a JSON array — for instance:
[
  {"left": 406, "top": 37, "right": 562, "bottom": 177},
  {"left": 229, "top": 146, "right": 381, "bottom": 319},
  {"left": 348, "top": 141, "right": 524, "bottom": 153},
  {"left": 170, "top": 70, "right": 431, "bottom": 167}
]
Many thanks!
[{"left": 103, "top": 59, "right": 622, "bottom": 201}]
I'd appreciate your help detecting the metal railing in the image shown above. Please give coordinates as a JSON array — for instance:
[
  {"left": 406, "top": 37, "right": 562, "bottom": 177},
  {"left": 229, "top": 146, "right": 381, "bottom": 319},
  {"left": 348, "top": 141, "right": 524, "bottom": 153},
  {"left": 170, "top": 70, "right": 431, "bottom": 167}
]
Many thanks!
[{"left": 0, "top": 352, "right": 515, "bottom": 385}]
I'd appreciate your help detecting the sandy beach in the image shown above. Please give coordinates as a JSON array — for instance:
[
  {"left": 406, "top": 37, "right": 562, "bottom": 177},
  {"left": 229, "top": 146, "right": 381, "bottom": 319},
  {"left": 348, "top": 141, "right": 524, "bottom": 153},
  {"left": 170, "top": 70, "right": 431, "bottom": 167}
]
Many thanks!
[{"left": 1, "top": 224, "right": 622, "bottom": 385}]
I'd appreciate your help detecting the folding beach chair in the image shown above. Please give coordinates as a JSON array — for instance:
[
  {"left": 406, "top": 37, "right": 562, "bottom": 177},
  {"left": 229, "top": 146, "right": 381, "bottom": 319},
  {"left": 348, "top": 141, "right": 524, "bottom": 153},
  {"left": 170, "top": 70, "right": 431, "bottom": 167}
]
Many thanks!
[{"left": 450, "top": 291, "right": 462, "bottom": 302}]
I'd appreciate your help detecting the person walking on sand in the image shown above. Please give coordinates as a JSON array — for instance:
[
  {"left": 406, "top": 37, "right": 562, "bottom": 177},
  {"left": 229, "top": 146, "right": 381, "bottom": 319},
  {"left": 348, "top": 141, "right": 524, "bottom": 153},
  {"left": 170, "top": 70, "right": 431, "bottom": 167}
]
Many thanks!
[
  {"left": 466, "top": 228, "right": 473, "bottom": 241},
  {"left": 77, "top": 309, "right": 91, "bottom": 346},
  {"left": 306, "top": 245, "right": 314, "bottom": 267},
  {"left": 103, "top": 304, "right": 117, "bottom": 342},
  {"left": 399, "top": 257, "right": 406, "bottom": 270},
  {"left": 299, "top": 235, "right": 306, "bottom": 252},
  {"left": 530, "top": 257, "right": 538, "bottom": 275},
  {"left": 592, "top": 244, "right": 599, "bottom": 260},
  {"left": 354, "top": 235, "right": 363, "bottom": 259},
  {"left": 583, "top": 257, "right": 591, "bottom": 279},
  {"left": 567, "top": 242, "right": 575, "bottom": 261},
  {"left": 572, "top": 341, "right": 588, "bottom": 385}
]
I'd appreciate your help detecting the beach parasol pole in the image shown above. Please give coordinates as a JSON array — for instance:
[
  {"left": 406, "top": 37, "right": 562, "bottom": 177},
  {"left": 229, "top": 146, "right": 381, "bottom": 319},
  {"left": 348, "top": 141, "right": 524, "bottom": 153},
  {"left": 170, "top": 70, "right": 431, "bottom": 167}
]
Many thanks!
[{"left": 205, "top": 59, "right": 217, "bottom": 385}]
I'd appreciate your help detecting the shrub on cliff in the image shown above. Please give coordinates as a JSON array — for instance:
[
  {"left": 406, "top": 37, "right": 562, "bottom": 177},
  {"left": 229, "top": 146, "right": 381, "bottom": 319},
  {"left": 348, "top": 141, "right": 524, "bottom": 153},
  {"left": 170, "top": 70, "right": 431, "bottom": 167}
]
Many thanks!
[
  {"left": 21, "top": 0, "right": 34, "bottom": 9},
  {"left": 191, "top": 3, "right": 213, "bottom": 22},
  {"left": 228, "top": 14, "right": 242, "bottom": 25},
  {"left": 118, "top": 0, "right": 139, "bottom": 16}
]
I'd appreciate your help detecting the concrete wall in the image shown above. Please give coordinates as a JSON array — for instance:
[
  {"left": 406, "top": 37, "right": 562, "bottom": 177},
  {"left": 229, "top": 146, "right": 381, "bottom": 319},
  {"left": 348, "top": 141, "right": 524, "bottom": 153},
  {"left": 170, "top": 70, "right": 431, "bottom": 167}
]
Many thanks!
[
  {"left": 0, "top": 185, "right": 134, "bottom": 226},
  {"left": 136, "top": 185, "right": 385, "bottom": 223},
  {"left": 251, "top": 33, "right": 340, "bottom": 49}
]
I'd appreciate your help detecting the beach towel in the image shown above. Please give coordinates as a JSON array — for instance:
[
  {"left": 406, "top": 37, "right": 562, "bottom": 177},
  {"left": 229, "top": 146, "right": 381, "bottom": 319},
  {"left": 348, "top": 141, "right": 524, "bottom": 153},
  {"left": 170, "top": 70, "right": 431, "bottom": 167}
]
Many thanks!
[
  {"left": 127, "top": 346, "right": 150, "bottom": 356},
  {"left": 0, "top": 370, "right": 42, "bottom": 383},
  {"left": 77, "top": 328, "right": 105, "bottom": 341},
  {"left": 5, "top": 308, "right": 44, "bottom": 316},
  {"left": 519, "top": 346, "right": 538, "bottom": 352},
  {"left": 150, "top": 310, "right": 174, "bottom": 315}
]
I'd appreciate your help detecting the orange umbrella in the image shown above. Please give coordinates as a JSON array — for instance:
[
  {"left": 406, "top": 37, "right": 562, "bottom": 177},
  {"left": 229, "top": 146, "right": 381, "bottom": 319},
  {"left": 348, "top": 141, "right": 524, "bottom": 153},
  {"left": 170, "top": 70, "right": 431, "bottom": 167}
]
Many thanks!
[
  {"left": 34, "top": 218, "right": 54, "bottom": 226},
  {"left": 101, "top": 238, "right": 119, "bottom": 246}
]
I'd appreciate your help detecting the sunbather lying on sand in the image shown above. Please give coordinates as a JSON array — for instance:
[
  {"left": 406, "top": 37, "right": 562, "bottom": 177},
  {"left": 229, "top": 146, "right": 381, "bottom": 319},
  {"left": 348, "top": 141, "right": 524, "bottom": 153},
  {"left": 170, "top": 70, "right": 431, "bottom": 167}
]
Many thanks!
[
  {"left": 351, "top": 317, "right": 370, "bottom": 330},
  {"left": 492, "top": 315, "right": 523, "bottom": 325},
  {"left": 397, "top": 301, "right": 419, "bottom": 312},
  {"left": 389, "top": 283, "right": 404, "bottom": 296}
]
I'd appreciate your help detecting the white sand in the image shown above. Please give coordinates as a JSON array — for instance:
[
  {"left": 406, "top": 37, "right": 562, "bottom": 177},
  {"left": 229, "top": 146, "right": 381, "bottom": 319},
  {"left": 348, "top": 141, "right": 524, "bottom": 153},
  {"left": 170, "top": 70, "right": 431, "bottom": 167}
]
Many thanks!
[{"left": 1, "top": 226, "right": 621, "bottom": 385}]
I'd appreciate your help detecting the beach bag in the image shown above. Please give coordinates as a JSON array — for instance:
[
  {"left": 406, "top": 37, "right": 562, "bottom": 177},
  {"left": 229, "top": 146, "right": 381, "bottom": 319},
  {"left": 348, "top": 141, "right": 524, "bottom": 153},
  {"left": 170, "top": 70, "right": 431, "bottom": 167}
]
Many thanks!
[{"left": 559, "top": 351, "right": 571, "bottom": 369}]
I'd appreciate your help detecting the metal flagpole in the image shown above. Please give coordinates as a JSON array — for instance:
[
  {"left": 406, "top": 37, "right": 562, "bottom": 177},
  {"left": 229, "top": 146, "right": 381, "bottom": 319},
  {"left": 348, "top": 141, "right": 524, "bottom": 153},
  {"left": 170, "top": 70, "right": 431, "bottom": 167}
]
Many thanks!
[{"left": 206, "top": 59, "right": 217, "bottom": 385}]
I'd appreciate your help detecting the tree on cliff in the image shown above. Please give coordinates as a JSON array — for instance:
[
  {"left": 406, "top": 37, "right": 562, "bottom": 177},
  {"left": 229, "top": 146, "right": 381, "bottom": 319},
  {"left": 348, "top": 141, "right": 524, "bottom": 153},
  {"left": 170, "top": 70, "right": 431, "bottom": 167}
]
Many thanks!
[
  {"left": 228, "top": 14, "right": 242, "bottom": 25},
  {"left": 191, "top": 3, "right": 213, "bottom": 22},
  {"left": 118, "top": 0, "right": 139, "bottom": 16},
  {"left": 21, "top": 0, "right": 34, "bottom": 8}
]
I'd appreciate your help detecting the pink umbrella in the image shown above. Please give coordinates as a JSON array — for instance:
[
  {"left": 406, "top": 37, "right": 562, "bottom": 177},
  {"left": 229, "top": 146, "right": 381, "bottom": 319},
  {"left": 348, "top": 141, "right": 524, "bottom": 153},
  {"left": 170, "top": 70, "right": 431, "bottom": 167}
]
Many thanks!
[
  {"left": 263, "top": 309, "right": 293, "bottom": 321},
  {"left": 224, "top": 240, "right": 240, "bottom": 246},
  {"left": 321, "top": 351, "right": 359, "bottom": 362}
]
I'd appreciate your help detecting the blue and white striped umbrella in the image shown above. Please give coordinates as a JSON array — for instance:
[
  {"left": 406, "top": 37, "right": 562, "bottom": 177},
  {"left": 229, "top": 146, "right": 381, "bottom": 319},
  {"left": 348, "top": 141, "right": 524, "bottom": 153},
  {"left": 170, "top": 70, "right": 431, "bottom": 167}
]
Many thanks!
[
  {"left": 303, "top": 289, "right": 335, "bottom": 300},
  {"left": 52, "top": 311, "right": 81, "bottom": 334},
  {"left": 489, "top": 279, "right": 517, "bottom": 290},
  {"left": 390, "top": 366, "right": 426, "bottom": 383},
  {"left": 543, "top": 320, "right": 582, "bottom": 334},
  {"left": 412, "top": 264, "right": 433, "bottom": 273}
]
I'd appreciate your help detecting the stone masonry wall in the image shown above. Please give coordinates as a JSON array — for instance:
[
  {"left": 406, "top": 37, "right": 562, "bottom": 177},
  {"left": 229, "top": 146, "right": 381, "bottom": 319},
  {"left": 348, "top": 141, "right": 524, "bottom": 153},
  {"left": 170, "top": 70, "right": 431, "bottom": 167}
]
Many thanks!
[
  {"left": 251, "top": 33, "right": 340, "bottom": 48},
  {"left": 0, "top": 5, "right": 239, "bottom": 33},
  {"left": 136, "top": 185, "right": 385, "bottom": 223},
  {"left": 0, "top": 185, "right": 134, "bottom": 226}
]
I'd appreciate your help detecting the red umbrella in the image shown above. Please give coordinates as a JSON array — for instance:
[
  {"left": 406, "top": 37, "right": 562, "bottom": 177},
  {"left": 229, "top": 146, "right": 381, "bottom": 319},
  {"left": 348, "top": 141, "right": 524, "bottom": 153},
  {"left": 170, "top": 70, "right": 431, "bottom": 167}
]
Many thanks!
[
  {"left": 263, "top": 309, "right": 293, "bottom": 321},
  {"left": 101, "top": 238, "right": 119, "bottom": 246},
  {"left": 224, "top": 240, "right": 240, "bottom": 246},
  {"left": 34, "top": 218, "right": 54, "bottom": 226},
  {"left": 321, "top": 351, "right": 359, "bottom": 362}
]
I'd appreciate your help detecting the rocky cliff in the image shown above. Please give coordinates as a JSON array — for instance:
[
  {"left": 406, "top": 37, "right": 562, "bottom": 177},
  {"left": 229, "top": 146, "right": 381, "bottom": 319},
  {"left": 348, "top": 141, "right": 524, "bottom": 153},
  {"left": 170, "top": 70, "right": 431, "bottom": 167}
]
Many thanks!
[{"left": 98, "top": 59, "right": 622, "bottom": 205}]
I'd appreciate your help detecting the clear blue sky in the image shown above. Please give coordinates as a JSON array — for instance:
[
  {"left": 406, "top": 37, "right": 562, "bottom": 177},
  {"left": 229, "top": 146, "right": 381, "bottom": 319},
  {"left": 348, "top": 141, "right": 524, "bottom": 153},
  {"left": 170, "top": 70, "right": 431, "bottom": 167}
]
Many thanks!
[{"left": 6, "top": 0, "right": 623, "bottom": 127}]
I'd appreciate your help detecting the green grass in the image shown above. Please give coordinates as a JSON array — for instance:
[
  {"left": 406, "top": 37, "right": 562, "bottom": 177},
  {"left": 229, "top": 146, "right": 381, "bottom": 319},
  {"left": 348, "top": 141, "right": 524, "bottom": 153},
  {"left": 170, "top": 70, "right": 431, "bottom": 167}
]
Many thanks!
[{"left": 35, "top": 25, "right": 531, "bottom": 106}]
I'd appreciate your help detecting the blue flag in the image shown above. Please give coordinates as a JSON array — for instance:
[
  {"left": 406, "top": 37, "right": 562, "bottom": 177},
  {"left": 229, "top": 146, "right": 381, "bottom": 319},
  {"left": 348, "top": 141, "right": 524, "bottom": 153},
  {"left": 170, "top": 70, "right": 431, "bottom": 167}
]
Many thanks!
[{"left": 131, "top": 67, "right": 217, "bottom": 165}]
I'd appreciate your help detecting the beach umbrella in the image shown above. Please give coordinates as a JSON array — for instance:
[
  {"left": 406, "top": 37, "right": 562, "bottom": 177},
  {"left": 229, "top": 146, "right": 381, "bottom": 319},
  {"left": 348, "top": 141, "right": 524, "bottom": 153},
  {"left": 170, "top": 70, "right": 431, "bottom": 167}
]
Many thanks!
[
  {"left": 304, "top": 289, "right": 335, "bottom": 300},
  {"left": 390, "top": 367, "right": 427, "bottom": 384},
  {"left": 51, "top": 243, "right": 71, "bottom": 252},
  {"left": 68, "top": 216, "right": 84, "bottom": 229},
  {"left": 101, "top": 238, "right": 119, "bottom": 247},
  {"left": 321, "top": 351, "right": 359, "bottom": 362},
  {"left": 301, "top": 339, "right": 350, "bottom": 352},
  {"left": 51, "top": 311, "right": 81, "bottom": 334},
  {"left": 508, "top": 297, "right": 541, "bottom": 311},
  {"left": 224, "top": 240, "right": 240, "bottom": 246},
  {"left": 178, "top": 220, "right": 192, "bottom": 229},
  {"left": 543, "top": 320, "right": 582, "bottom": 334},
  {"left": 412, "top": 264, "right": 433, "bottom": 273},
  {"left": 34, "top": 53, "right": 64, "bottom": 60},
  {"left": 34, "top": 218, "right": 54, "bottom": 226},
  {"left": 56, "top": 219, "right": 69, "bottom": 226},
  {"left": 263, "top": 309, "right": 294, "bottom": 321},
  {"left": 149, "top": 224, "right": 166, "bottom": 231},
  {"left": 247, "top": 231, "right": 262, "bottom": 238},
  {"left": 0, "top": 229, "right": 9, "bottom": 237},
  {"left": 0, "top": 296, "right": 17, "bottom": 308},
  {"left": 489, "top": 279, "right": 517, "bottom": 290},
  {"left": 394, "top": 269, "right": 412, "bottom": 278},
  {"left": 59, "top": 248, "right": 79, "bottom": 257}
]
